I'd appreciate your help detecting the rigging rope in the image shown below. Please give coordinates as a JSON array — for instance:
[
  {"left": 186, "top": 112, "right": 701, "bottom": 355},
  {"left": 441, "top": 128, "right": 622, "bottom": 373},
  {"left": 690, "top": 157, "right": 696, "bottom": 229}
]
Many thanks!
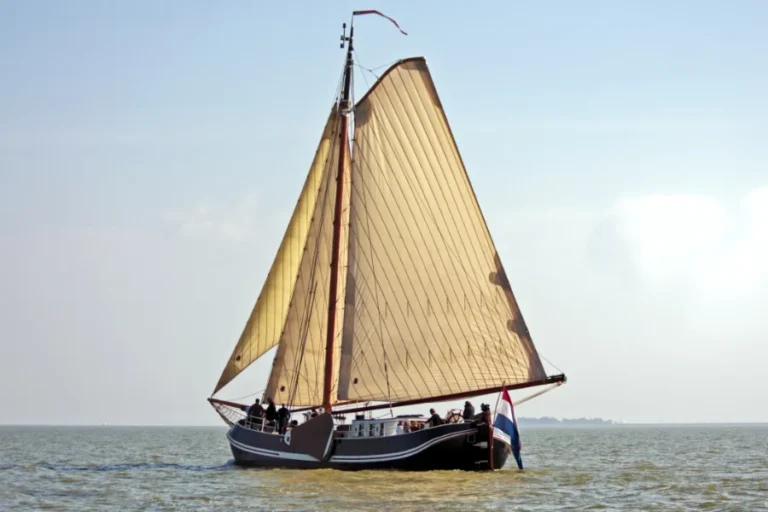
[
  {"left": 513, "top": 382, "right": 564, "bottom": 407},
  {"left": 229, "top": 390, "right": 264, "bottom": 402}
]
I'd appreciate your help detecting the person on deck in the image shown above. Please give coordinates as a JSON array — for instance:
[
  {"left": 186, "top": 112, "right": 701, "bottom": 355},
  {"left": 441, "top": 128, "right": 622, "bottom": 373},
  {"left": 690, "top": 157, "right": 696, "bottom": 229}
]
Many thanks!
[
  {"left": 462, "top": 401, "right": 475, "bottom": 421},
  {"left": 246, "top": 398, "right": 264, "bottom": 428},
  {"left": 277, "top": 404, "right": 290, "bottom": 434},
  {"left": 395, "top": 421, "right": 404, "bottom": 435},
  {"left": 248, "top": 398, "right": 264, "bottom": 419},
  {"left": 426, "top": 408, "right": 443, "bottom": 428},
  {"left": 265, "top": 398, "right": 277, "bottom": 427}
]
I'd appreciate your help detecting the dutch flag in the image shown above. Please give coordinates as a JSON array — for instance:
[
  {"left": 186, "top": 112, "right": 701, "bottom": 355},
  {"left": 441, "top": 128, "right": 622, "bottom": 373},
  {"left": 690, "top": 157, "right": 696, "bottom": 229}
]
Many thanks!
[{"left": 493, "top": 386, "right": 524, "bottom": 469}]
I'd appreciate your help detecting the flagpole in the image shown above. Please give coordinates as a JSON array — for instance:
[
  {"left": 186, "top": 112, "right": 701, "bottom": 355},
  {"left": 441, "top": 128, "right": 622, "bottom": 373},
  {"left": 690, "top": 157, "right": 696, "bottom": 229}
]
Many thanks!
[
  {"left": 493, "top": 381, "right": 505, "bottom": 417},
  {"left": 488, "top": 382, "right": 504, "bottom": 471},
  {"left": 488, "top": 407, "right": 494, "bottom": 470}
]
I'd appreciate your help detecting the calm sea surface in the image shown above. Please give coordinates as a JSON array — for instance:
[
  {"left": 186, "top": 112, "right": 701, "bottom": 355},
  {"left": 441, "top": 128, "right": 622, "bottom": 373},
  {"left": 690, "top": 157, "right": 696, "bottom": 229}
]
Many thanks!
[{"left": 1, "top": 425, "right": 766, "bottom": 511}]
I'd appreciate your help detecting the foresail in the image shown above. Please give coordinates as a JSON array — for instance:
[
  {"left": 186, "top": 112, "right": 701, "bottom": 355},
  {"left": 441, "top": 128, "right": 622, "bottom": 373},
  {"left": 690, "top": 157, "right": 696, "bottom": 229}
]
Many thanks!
[
  {"left": 213, "top": 107, "right": 340, "bottom": 395},
  {"left": 337, "top": 58, "right": 547, "bottom": 403},
  {"left": 262, "top": 114, "right": 349, "bottom": 407}
]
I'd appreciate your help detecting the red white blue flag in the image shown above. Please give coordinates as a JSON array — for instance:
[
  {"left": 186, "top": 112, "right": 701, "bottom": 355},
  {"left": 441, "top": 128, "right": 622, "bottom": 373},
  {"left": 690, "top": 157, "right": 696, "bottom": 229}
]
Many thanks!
[{"left": 493, "top": 386, "right": 523, "bottom": 469}]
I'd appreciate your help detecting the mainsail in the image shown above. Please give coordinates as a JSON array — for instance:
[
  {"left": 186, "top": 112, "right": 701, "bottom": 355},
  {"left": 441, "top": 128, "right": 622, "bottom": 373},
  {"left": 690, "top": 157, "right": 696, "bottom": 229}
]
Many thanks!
[
  {"left": 214, "top": 58, "right": 551, "bottom": 409},
  {"left": 337, "top": 58, "right": 546, "bottom": 403}
]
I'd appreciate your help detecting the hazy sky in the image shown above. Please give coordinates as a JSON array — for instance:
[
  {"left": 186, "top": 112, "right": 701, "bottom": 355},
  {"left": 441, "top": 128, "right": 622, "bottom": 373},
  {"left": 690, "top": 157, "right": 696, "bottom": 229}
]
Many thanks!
[{"left": 1, "top": 1, "right": 766, "bottom": 425}]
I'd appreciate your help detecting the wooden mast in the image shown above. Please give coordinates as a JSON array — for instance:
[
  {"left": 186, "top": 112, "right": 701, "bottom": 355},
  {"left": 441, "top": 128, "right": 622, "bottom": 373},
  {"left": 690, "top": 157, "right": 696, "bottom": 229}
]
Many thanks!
[{"left": 322, "top": 22, "right": 354, "bottom": 413}]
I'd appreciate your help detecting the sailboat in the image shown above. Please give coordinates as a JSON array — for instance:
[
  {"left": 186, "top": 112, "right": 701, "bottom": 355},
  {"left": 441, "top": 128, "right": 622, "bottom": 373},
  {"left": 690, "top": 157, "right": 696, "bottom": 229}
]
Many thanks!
[{"left": 208, "top": 11, "right": 566, "bottom": 471}]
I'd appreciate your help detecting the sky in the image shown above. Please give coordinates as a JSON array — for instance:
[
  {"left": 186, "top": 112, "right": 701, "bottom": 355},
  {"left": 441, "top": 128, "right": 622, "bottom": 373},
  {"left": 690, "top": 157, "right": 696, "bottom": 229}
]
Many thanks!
[{"left": 1, "top": 1, "right": 766, "bottom": 425}]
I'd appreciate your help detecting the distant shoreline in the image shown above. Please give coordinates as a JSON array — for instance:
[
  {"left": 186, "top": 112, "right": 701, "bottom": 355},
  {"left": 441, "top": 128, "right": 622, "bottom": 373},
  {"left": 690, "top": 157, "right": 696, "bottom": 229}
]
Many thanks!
[{"left": 518, "top": 417, "right": 617, "bottom": 425}]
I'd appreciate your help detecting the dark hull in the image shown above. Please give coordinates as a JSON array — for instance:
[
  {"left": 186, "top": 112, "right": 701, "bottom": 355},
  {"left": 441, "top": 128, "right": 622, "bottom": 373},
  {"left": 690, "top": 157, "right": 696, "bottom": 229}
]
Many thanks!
[{"left": 227, "top": 421, "right": 512, "bottom": 471}]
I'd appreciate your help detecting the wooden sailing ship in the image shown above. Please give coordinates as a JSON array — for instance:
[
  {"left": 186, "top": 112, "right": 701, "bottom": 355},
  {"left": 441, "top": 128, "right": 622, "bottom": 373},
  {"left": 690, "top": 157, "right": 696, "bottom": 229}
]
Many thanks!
[{"left": 208, "top": 11, "right": 566, "bottom": 471}]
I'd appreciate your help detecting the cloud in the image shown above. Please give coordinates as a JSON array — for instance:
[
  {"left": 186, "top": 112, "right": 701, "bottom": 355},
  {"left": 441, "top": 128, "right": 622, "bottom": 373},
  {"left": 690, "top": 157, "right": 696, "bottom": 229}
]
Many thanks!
[
  {"left": 612, "top": 187, "right": 768, "bottom": 298},
  {"left": 163, "top": 193, "right": 269, "bottom": 242}
]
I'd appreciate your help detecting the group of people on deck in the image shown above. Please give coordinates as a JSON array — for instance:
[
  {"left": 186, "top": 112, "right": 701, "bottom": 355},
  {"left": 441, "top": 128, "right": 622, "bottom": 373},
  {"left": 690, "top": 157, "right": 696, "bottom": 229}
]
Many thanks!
[
  {"left": 244, "top": 398, "right": 292, "bottom": 434},
  {"left": 394, "top": 401, "right": 477, "bottom": 434},
  {"left": 241, "top": 398, "right": 481, "bottom": 435}
]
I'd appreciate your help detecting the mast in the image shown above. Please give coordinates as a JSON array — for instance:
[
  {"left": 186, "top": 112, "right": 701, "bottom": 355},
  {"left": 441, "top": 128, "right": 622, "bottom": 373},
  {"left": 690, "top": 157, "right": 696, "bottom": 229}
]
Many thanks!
[{"left": 322, "top": 22, "right": 354, "bottom": 412}]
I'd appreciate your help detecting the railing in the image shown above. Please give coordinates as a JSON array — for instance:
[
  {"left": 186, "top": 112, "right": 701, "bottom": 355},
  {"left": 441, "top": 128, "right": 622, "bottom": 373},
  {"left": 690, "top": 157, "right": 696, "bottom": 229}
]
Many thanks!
[
  {"left": 210, "top": 399, "right": 482, "bottom": 439},
  {"left": 242, "top": 416, "right": 278, "bottom": 434},
  {"left": 209, "top": 401, "right": 279, "bottom": 434}
]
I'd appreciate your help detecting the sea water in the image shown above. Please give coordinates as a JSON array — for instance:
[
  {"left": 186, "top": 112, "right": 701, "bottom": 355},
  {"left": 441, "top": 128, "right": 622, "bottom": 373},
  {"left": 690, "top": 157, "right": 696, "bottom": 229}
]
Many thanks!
[{"left": 1, "top": 425, "right": 766, "bottom": 510}]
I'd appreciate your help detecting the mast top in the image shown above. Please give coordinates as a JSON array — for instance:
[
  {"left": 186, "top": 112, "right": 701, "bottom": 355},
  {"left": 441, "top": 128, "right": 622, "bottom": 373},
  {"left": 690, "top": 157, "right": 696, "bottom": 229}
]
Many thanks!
[
  {"left": 340, "top": 22, "right": 353, "bottom": 51},
  {"left": 338, "top": 21, "right": 354, "bottom": 115},
  {"left": 335, "top": 11, "right": 406, "bottom": 115}
]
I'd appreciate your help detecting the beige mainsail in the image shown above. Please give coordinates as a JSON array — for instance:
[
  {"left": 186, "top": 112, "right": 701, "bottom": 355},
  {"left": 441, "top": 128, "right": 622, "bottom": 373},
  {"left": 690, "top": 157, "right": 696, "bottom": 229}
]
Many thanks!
[
  {"left": 336, "top": 58, "right": 547, "bottom": 403},
  {"left": 213, "top": 107, "right": 341, "bottom": 395}
]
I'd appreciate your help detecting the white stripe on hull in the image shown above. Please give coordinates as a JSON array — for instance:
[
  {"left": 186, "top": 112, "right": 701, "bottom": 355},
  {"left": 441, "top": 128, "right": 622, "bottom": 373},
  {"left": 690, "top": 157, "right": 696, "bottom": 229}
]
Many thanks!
[{"left": 228, "top": 432, "right": 320, "bottom": 462}]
